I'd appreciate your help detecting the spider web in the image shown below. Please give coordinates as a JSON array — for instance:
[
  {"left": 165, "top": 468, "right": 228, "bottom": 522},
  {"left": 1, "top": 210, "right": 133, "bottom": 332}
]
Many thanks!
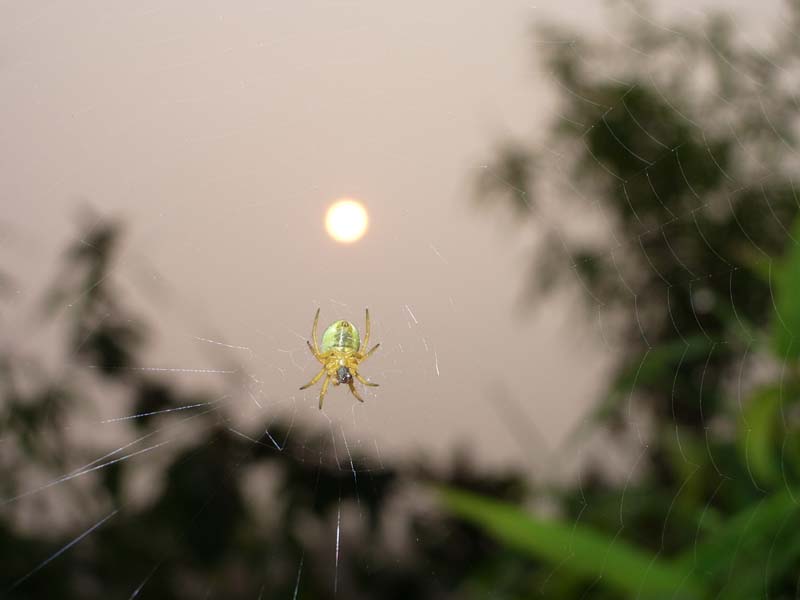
[
  {"left": 475, "top": 1, "right": 798, "bottom": 597},
  {"left": 1, "top": 0, "right": 796, "bottom": 598}
]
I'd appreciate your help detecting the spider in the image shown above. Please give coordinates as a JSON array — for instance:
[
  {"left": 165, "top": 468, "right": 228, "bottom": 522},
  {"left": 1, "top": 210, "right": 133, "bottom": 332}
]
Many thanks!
[{"left": 300, "top": 308, "right": 380, "bottom": 409}]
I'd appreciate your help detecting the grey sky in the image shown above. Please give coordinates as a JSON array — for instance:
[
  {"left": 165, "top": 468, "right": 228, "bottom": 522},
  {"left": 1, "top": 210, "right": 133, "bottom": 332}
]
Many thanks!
[{"left": 0, "top": 0, "right": 783, "bottom": 475}]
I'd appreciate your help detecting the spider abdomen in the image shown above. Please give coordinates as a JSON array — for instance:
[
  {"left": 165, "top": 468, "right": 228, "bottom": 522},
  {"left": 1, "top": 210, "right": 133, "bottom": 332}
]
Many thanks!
[{"left": 320, "top": 320, "right": 360, "bottom": 353}]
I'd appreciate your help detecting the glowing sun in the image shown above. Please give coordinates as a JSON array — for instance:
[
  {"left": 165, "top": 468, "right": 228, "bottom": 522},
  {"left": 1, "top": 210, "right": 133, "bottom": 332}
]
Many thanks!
[{"left": 325, "top": 199, "right": 368, "bottom": 243}]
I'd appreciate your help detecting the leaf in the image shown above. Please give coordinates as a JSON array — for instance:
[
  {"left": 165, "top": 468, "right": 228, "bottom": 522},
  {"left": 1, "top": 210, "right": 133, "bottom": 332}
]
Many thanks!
[
  {"left": 738, "top": 385, "right": 783, "bottom": 486},
  {"left": 612, "top": 335, "right": 713, "bottom": 393},
  {"left": 587, "top": 336, "right": 713, "bottom": 427},
  {"left": 439, "top": 487, "right": 704, "bottom": 599},
  {"left": 682, "top": 489, "right": 800, "bottom": 599},
  {"left": 771, "top": 216, "right": 800, "bottom": 358}
]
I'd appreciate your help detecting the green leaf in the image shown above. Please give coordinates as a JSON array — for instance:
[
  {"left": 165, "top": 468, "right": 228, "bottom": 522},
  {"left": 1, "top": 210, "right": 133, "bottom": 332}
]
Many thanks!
[
  {"left": 682, "top": 488, "right": 800, "bottom": 599},
  {"left": 612, "top": 335, "right": 713, "bottom": 393},
  {"left": 738, "top": 385, "right": 783, "bottom": 485},
  {"left": 587, "top": 336, "right": 714, "bottom": 427},
  {"left": 771, "top": 216, "right": 800, "bottom": 358},
  {"left": 439, "top": 487, "right": 705, "bottom": 599}
]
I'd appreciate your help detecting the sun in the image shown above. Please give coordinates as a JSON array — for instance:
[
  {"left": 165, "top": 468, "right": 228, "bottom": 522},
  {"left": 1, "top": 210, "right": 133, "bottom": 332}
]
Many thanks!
[{"left": 325, "top": 199, "right": 368, "bottom": 243}]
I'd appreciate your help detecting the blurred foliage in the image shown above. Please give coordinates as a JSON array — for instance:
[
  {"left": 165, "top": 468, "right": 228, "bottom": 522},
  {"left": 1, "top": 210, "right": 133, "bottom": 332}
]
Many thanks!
[
  {"left": 462, "top": 1, "right": 800, "bottom": 598},
  {"left": 0, "top": 216, "right": 527, "bottom": 599},
  {"left": 6, "top": 3, "right": 800, "bottom": 599},
  {"left": 440, "top": 487, "right": 704, "bottom": 599}
]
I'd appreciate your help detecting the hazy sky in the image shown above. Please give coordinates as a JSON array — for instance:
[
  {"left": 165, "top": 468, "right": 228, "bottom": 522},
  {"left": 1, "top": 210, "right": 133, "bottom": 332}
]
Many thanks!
[{"left": 0, "top": 0, "right": 783, "bottom": 475}]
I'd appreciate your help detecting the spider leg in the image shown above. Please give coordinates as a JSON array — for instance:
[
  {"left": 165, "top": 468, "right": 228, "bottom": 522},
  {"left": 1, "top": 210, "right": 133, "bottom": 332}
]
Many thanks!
[
  {"left": 360, "top": 308, "right": 371, "bottom": 352},
  {"left": 306, "top": 340, "right": 324, "bottom": 363},
  {"left": 361, "top": 343, "right": 380, "bottom": 359},
  {"left": 311, "top": 308, "right": 321, "bottom": 354},
  {"left": 299, "top": 367, "right": 325, "bottom": 390},
  {"left": 318, "top": 375, "right": 331, "bottom": 410},
  {"left": 348, "top": 380, "right": 365, "bottom": 403},
  {"left": 354, "top": 371, "right": 379, "bottom": 387}
]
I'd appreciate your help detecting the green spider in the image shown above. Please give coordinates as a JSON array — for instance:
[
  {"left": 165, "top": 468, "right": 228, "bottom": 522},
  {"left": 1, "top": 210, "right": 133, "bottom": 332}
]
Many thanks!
[{"left": 299, "top": 308, "right": 380, "bottom": 409}]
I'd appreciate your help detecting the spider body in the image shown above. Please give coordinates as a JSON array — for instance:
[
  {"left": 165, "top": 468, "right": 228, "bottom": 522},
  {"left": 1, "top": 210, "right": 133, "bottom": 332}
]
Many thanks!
[
  {"left": 300, "top": 309, "right": 380, "bottom": 409},
  {"left": 321, "top": 320, "right": 360, "bottom": 354}
]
